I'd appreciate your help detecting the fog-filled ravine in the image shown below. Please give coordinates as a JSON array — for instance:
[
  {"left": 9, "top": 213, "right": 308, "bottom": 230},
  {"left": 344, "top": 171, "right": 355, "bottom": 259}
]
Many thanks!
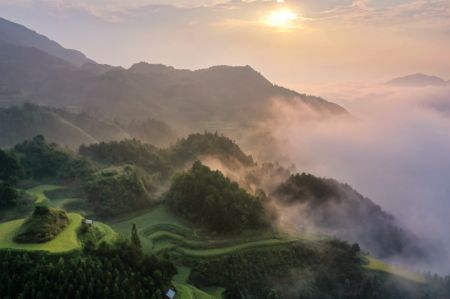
[{"left": 1, "top": 14, "right": 450, "bottom": 299}]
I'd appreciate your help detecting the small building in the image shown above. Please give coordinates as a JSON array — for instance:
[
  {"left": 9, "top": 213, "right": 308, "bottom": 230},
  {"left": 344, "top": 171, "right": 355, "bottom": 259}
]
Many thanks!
[
  {"left": 165, "top": 289, "right": 176, "bottom": 299},
  {"left": 82, "top": 219, "right": 93, "bottom": 225}
]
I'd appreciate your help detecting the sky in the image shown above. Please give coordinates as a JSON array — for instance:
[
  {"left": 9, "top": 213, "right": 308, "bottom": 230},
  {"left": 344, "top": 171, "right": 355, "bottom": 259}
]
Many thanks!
[{"left": 0, "top": 0, "right": 449, "bottom": 85}]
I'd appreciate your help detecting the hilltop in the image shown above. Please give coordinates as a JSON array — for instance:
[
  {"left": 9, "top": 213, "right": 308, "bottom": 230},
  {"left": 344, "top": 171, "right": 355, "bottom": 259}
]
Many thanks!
[{"left": 387, "top": 73, "right": 448, "bottom": 87}]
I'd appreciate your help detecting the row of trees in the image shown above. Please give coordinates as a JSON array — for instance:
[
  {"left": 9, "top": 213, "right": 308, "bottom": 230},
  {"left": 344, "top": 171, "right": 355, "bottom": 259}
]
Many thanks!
[{"left": 0, "top": 148, "right": 22, "bottom": 208}]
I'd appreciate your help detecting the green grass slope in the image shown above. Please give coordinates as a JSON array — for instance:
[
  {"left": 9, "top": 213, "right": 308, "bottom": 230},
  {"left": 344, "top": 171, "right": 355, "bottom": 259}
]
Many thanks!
[
  {"left": 0, "top": 213, "right": 82, "bottom": 252},
  {"left": 14, "top": 206, "right": 69, "bottom": 243},
  {"left": 174, "top": 282, "right": 220, "bottom": 299},
  {"left": 364, "top": 256, "right": 426, "bottom": 283}
]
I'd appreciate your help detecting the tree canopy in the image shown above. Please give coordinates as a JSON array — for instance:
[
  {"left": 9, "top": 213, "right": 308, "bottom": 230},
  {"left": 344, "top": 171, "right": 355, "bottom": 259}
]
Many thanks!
[{"left": 166, "top": 161, "right": 269, "bottom": 233}]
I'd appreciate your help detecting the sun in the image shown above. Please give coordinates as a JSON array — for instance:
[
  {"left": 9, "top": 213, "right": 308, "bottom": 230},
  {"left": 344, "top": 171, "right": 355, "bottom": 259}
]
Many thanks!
[{"left": 263, "top": 9, "right": 299, "bottom": 29}]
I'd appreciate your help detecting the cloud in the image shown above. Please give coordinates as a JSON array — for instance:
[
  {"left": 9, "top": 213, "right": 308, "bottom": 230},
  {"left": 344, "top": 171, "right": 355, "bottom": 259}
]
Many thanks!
[{"left": 266, "top": 83, "right": 450, "bottom": 273}]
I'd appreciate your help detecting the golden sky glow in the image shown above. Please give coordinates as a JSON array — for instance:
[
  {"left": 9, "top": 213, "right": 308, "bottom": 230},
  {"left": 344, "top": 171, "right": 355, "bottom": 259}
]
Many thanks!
[
  {"left": 1, "top": 0, "right": 449, "bottom": 83},
  {"left": 263, "top": 9, "right": 299, "bottom": 29}
]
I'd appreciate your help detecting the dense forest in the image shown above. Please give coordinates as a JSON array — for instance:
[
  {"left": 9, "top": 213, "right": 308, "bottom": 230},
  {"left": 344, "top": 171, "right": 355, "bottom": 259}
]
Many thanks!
[
  {"left": 83, "top": 167, "right": 153, "bottom": 217},
  {"left": 79, "top": 139, "right": 171, "bottom": 179},
  {"left": 0, "top": 240, "right": 176, "bottom": 299},
  {"left": 163, "top": 132, "right": 255, "bottom": 169},
  {"left": 166, "top": 161, "right": 269, "bottom": 233},
  {"left": 13, "top": 135, "right": 93, "bottom": 180}
]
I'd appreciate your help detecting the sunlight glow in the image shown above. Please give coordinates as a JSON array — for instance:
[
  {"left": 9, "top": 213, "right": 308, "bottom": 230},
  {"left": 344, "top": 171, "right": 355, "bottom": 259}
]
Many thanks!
[{"left": 263, "top": 9, "right": 299, "bottom": 29}]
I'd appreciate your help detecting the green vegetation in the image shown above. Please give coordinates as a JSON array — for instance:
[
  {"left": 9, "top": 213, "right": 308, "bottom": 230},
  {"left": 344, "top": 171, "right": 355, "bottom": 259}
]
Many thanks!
[
  {"left": 0, "top": 213, "right": 82, "bottom": 252},
  {"left": 14, "top": 206, "right": 69, "bottom": 243},
  {"left": 275, "top": 173, "right": 339, "bottom": 205},
  {"left": 79, "top": 139, "right": 171, "bottom": 179},
  {"left": 274, "top": 173, "right": 423, "bottom": 258},
  {"left": 188, "top": 239, "right": 364, "bottom": 299},
  {"left": 27, "top": 184, "right": 64, "bottom": 205},
  {"left": 13, "top": 135, "right": 94, "bottom": 180},
  {"left": 110, "top": 204, "right": 192, "bottom": 252},
  {"left": 174, "top": 282, "right": 220, "bottom": 299},
  {"left": 364, "top": 256, "right": 426, "bottom": 283},
  {"left": 84, "top": 166, "right": 153, "bottom": 217},
  {"left": 78, "top": 221, "right": 118, "bottom": 250},
  {"left": 166, "top": 161, "right": 269, "bottom": 233},
  {"left": 0, "top": 245, "right": 176, "bottom": 299},
  {"left": 1, "top": 135, "right": 448, "bottom": 299},
  {"left": 0, "top": 148, "right": 23, "bottom": 208}
]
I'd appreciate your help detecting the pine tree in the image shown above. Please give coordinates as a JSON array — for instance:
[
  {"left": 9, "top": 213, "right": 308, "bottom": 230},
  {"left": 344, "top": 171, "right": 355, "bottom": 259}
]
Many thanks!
[{"left": 131, "top": 223, "right": 141, "bottom": 249}]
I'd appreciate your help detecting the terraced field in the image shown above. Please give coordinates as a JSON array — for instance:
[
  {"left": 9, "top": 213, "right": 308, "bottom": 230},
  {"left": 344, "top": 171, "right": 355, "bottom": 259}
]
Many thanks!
[
  {"left": 110, "top": 204, "right": 296, "bottom": 257},
  {"left": 109, "top": 204, "right": 304, "bottom": 299}
]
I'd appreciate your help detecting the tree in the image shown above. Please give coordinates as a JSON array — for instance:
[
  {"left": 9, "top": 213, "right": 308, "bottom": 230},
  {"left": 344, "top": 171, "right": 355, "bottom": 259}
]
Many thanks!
[
  {"left": 131, "top": 223, "right": 141, "bottom": 249},
  {"left": 0, "top": 149, "right": 22, "bottom": 182}
]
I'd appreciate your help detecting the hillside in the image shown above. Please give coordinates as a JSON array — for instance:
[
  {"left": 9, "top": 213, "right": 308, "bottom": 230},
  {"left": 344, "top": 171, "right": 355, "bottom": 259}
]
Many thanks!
[
  {"left": 0, "top": 17, "right": 93, "bottom": 67},
  {"left": 0, "top": 104, "right": 132, "bottom": 149},
  {"left": 14, "top": 206, "right": 69, "bottom": 243},
  {"left": 274, "top": 173, "right": 425, "bottom": 259},
  {"left": 0, "top": 135, "right": 448, "bottom": 298},
  {"left": 0, "top": 212, "right": 82, "bottom": 252}
]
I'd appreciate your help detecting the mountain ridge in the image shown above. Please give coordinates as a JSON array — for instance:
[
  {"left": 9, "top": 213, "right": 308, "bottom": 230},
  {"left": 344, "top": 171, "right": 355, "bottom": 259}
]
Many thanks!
[{"left": 0, "top": 17, "right": 94, "bottom": 67}]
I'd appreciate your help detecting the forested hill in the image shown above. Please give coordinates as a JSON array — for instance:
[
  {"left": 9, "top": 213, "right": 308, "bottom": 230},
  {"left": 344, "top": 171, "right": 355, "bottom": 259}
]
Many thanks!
[{"left": 274, "top": 173, "right": 426, "bottom": 259}]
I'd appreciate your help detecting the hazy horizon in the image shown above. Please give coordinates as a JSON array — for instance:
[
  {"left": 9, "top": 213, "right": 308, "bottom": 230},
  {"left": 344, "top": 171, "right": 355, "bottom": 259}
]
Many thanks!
[{"left": 1, "top": 0, "right": 449, "bottom": 86}]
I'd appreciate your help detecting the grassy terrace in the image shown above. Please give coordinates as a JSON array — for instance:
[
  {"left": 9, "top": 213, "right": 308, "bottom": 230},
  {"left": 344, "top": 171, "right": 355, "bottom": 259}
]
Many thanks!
[{"left": 110, "top": 204, "right": 296, "bottom": 257}]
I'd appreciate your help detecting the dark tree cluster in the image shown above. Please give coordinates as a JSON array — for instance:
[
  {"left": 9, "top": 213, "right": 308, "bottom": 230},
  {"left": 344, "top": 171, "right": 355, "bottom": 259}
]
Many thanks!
[
  {"left": 0, "top": 148, "right": 22, "bottom": 208},
  {"left": 274, "top": 173, "right": 339, "bottom": 206},
  {"left": 163, "top": 132, "right": 255, "bottom": 168},
  {"left": 13, "top": 135, "right": 94, "bottom": 180},
  {"left": 0, "top": 244, "right": 176, "bottom": 299},
  {"left": 83, "top": 167, "right": 153, "bottom": 217},
  {"left": 166, "top": 161, "right": 269, "bottom": 233}
]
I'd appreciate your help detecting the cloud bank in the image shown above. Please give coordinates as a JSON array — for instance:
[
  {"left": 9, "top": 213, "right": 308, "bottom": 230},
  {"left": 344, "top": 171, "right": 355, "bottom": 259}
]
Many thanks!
[{"left": 267, "top": 83, "right": 450, "bottom": 273}]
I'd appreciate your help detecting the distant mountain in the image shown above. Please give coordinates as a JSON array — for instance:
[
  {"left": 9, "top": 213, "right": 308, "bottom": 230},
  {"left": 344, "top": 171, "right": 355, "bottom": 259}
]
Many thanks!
[
  {"left": 0, "top": 17, "right": 93, "bottom": 67},
  {"left": 0, "top": 18, "right": 348, "bottom": 148},
  {"left": 0, "top": 53, "right": 347, "bottom": 126},
  {"left": 387, "top": 73, "right": 448, "bottom": 87}
]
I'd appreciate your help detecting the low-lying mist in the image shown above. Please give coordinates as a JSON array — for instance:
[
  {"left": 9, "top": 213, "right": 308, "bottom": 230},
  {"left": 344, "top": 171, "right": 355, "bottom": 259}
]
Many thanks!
[{"left": 265, "top": 83, "right": 450, "bottom": 274}]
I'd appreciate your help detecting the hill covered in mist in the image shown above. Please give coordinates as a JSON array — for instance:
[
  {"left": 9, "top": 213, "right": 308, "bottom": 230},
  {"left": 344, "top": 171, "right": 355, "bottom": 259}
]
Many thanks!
[
  {"left": 387, "top": 73, "right": 448, "bottom": 87},
  {"left": 0, "top": 104, "right": 178, "bottom": 149}
]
